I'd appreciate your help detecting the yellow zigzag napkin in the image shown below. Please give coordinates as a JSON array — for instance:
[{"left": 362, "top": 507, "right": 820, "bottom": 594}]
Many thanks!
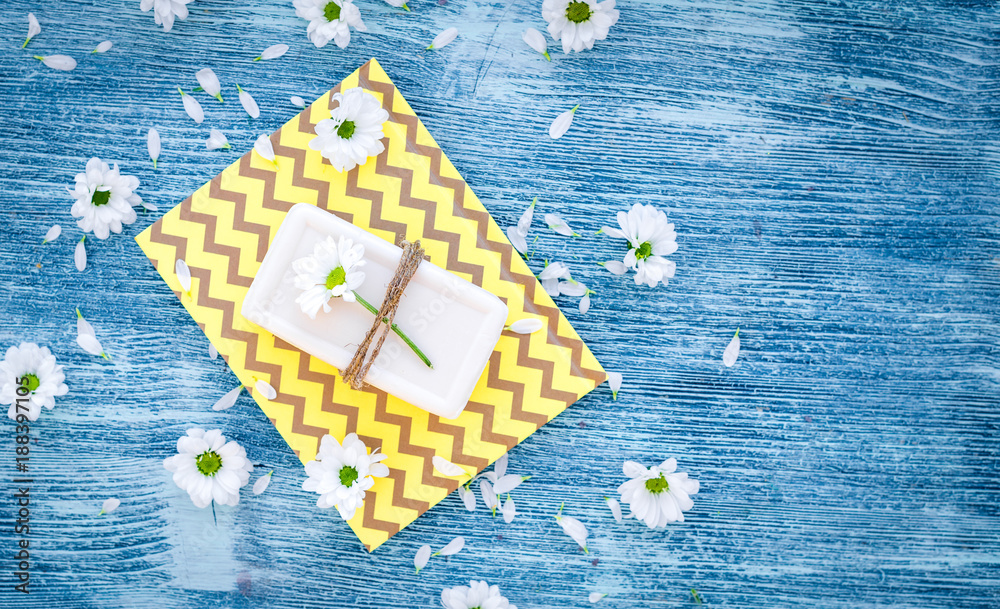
[{"left": 136, "top": 58, "right": 606, "bottom": 551}]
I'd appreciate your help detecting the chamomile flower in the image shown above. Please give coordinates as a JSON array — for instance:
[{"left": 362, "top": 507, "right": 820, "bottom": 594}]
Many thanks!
[
  {"left": 542, "top": 0, "right": 619, "bottom": 54},
  {"left": 292, "top": 236, "right": 366, "bottom": 318},
  {"left": 163, "top": 428, "right": 253, "bottom": 508},
  {"left": 69, "top": 158, "right": 141, "bottom": 240},
  {"left": 308, "top": 87, "right": 389, "bottom": 172},
  {"left": 301, "top": 433, "right": 389, "bottom": 521},
  {"left": 441, "top": 580, "right": 518, "bottom": 609},
  {"left": 140, "top": 0, "right": 195, "bottom": 33},
  {"left": 601, "top": 203, "right": 677, "bottom": 288},
  {"left": 293, "top": 0, "right": 366, "bottom": 49},
  {"left": 617, "top": 458, "right": 699, "bottom": 529},
  {"left": 1, "top": 343, "right": 69, "bottom": 422}
]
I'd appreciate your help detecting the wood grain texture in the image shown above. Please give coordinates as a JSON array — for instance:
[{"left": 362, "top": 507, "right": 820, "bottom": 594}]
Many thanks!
[{"left": 0, "top": 0, "right": 997, "bottom": 607}]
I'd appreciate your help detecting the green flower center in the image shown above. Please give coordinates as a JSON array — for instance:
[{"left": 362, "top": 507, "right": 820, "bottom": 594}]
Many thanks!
[
  {"left": 20, "top": 374, "right": 40, "bottom": 393},
  {"left": 646, "top": 474, "right": 669, "bottom": 494},
  {"left": 325, "top": 266, "right": 347, "bottom": 289},
  {"left": 635, "top": 241, "right": 653, "bottom": 260},
  {"left": 323, "top": 1, "right": 342, "bottom": 22},
  {"left": 195, "top": 451, "right": 223, "bottom": 476},
  {"left": 92, "top": 189, "right": 111, "bottom": 207},
  {"left": 566, "top": 1, "right": 592, "bottom": 23},
  {"left": 339, "top": 465, "right": 359, "bottom": 487},
  {"left": 336, "top": 120, "right": 356, "bottom": 140}
]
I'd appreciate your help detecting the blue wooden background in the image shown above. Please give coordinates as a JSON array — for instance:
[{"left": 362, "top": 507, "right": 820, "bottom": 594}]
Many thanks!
[{"left": 1, "top": 0, "right": 998, "bottom": 607}]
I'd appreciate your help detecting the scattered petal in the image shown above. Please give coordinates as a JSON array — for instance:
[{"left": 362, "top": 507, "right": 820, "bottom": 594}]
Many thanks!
[
  {"left": 24, "top": 13, "right": 40, "bottom": 48},
  {"left": 457, "top": 484, "right": 476, "bottom": 511},
  {"left": 93, "top": 40, "right": 113, "bottom": 54},
  {"left": 494, "top": 453, "right": 508, "bottom": 479},
  {"left": 506, "top": 318, "right": 544, "bottom": 334},
  {"left": 77, "top": 333, "right": 105, "bottom": 358},
  {"left": 74, "top": 237, "right": 86, "bottom": 271},
  {"left": 579, "top": 294, "right": 591, "bottom": 314},
  {"left": 601, "top": 260, "right": 628, "bottom": 275},
  {"left": 545, "top": 213, "right": 578, "bottom": 237},
  {"left": 290, "top": 95, "right": 307, "bottom": 108},
  {"left": 212, "top": 385, "right": 243, "bottom": 411},
  {"left": 723, "top": 329, "right": 741, "bottom": 367},
  {"left": 522, "top": 28, "right": 550, "bottom": 60},
  {"left": 256, "top": 43, "right": 289, "bottom": 61},
  {"left": 605, "top": 497, "right": 623, "bottom": 522},
  {"left": 493, "top": 474, "right": 527, "bottom": 495},
  {"left": 178, "top": 88, "right": 204, "bottom": 123},
  {"left": 558, "top": 280, "right": 587, "bottom": 297},
  {"left": 147, "top": 128, "right": 161, "bottom": 168},
  {"left": 196, "top": 68, "right": 223, "bottom": 102},
  {"left": 43, "top": 224, "right": 61, "bottom": 244},
  {"left": 76, "top": 308, "right": 95, "bottom": 338},
  {"left": 238, "top": 84, "right": 260, "bottom": 118},
  {"left": 479, "top": 479, "right": 498, "bottom": 513},
  {"left": 608, "top": 371, "right": 622, "bottom": 400},
  {"left": 555, "top": 506, "right": 589, "bottom": 551},
  {"left": 99, "top": 497, "right": 120, "bottom": 515},
  {"left": 589, "top": 592, "right": 608, "bottom": 603},
  {"left": 254, "top": 134, "right": 275, "bottom": 163},
  {"left": 141, "top": 202, "right": 158, "bottom": 212},
  {"left": 502, "top": 496, "right": 516, "bottom": 523},
  {"left": 427, "top": 27, "right": 458, "bottom": 50},
  {"left": 433, "top": 455, "right": 466, "bottom": 477},
  {"left": 437, "top": 536, "right": 465, "bottom": 556},
  {"left": 206, "top": 129, "right": 231, "bottom": 151},
  {"left": 255, "top": 379, "right": 277, "bottom": 400},
  {"left": 252, "top": 471, "right": 273, "bottom": 495},
  {"left": 208, "top": 343, "right": 218, "bottom": 360},
  {"left": 506, "top": 226, "right": 527, "bottom": 254},
  {"left": 34, "top": 54, "right": 76, "bottom": 71},
  {"left": 516, "top": 196, "right": 537, "bottom": 237},
  {"left": 175, "top": 258, "right": 192, "bottom": 294},
  {"left": 414, "top": 544, "right": 431, "bottom": 573},
  {"left": 549, "top": 104, "right": 579, "bottom": 139}
]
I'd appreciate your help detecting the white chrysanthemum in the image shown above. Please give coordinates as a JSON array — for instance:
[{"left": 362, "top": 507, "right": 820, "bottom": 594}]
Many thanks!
[
  {"left": 617, "top": 458, "right": 699, "bottom": 529},
  {"left": 601, "top": 203, "right": 677, "bottom": 287},
  {"left": 542, "top": 0, "right": 619, "bottom": 54},
  {"left": 309, "top": 87, "right": 389, "bottom": 172},
  {"left": 1, "top": 343, "right": 68, "bottom": 422},
  {"left": 302, "top": 433, "right": 389, "bottom": 521},
  {"left": 441, "top": 580, "right": 517, "bottom": 609},
  {"left": 140, "top": 0, "right": 194, "bottom": 33},
  {"left": 293, "top": 0, "right": 366, "bottom": 49},
  {"left": 292, "top": 235, "right": 366, "bottom": 318},
  {"left": 163, "top": 428, "right": 253, "bottom": 508},
  {"left": 70, "top": 157, "right": 141, "bottom": 240}
]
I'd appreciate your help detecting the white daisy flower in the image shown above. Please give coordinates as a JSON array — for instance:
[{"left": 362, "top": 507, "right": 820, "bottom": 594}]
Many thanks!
[
  {"left": 617, "top": 458, "right": 700, "bottom": 529},
  {"left": 292, "top": 235, "right": 366, "bottom": 318},
  {"left": 69, "top": 157, "right": 140, "bottom": 240},
  {"left": 1, "top": 343, "right": 69, "bottom": 422},
  {"left": 206, "top": 129, "right": 231, "bottom": 150},
  {"left": 301, "top": 432, "right": 389, "bottom": 521},
  {"left": 308, "top": 87, "right": 389, "bottom": 173},
  {"left": 163, "top": 428, "right": 253, "bottom": 508},
  {"left": 441, "top": 580, "right": 517, "bottom": 609},
  {"left": 601, "top": 203, "right": 677, "bottom": 288},
  {"left": 24, "top": 13, "right": 40, "bottom": 48},
  {"left": 140, "top": 0, "right": 194, "bottom": 33},
  {"left": 542, "top": 0, "right": 619, "bottom": 54},
  {"left": 293, "top": 0, "right": 366, "bottom": 49}
]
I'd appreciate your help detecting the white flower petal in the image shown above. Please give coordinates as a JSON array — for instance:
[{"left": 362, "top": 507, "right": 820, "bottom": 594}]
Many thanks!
[
  {"left": 94, "top": 40, "right": 113, "bottom": 54},
  {"left": 432, "top": 455, "right": 465, "bottom": 477},
  {"left": 590, "top": 592, "right": 608, "bottom": 603},
  {"left": 414, "top": 544, "right": 431, "bottom": 572},
  {"left": 723, "top": 329, "right": 741, "bottom": 367},
  {"left": 100, "top": 497, "right": 120, "bottom": 515},
  {"left": 494, "top": 453, "right": 508, "bottom": 479},
  {"left": 36, "top": 55, "right": 76, "bottom": 71},
  {"left": 428, "top": 27, "right": 458, "bottom": 50},
  {"left": 437, "top": 536, "right": 464, "bottom": 556},
  {"left": 196, "top": 68, "right": 222, "bottom": 100},
  {"left": 74, "top": 238, "right": 86, "bottom": 271},
  {"left": 605, "top": 497, "right": 623, "bottom": 522},
  {"left": 255, "top": 379, "right": 277, "bottom": 400},
  {"left": 180, "top": 90, "right": 204, "bottom": 123},
  {"left": 506, "top": 318, "right": 544, "bottom": 334},
  {"left": 602, "top": 260, "right": 628, "bottom": 275},
  {"left": 147, "top": 128, "right": 161, "bottom": 166},
  {"left": 208, "top": 343, "right": 218, "bottom": 360},
  {"left": 608, "top": 371, "right": 622, "bottom": 399},
  {"left": 257, "top": 43, "right": 289, "bottom": 60},
  {"left": 212, "top": 385, "right": 243, "bottom": 411},
  {"left": 43, "top": 224, "right": 61, "bottom": 244},
  {"left": 579, "top": 293, "right": 591, "bottom": 314},
  {"left": 252, "top": 471, "right": 272, "bottom": 495},
  {"left": 493, "top": 474, "right": 525, "bottom": 495},
  {"left": 77, "top": 333, "right": 104, "bottom": 357},
  {"left": 457, "top": 484, "right": 476, "bottom": 511},
  {"left": 479, "top": 479, "right": 497, "bottom": 511},
  {"left": 545, "top": 213, "right": 577, "bottom": 236},
  {"left": 239, "top": 87, "right": 261, "bottom": 118},
  {"left": 254, "top": 134, "right": 275, "bottom": 162},
  {"left": 517, "top": 196, "right": 537, "bottom": 236},
  {"left": 290, "top": 95, "right": 307, "bottom": 108},
  {"left": 502, "top": 496, "right": 516, "bottom": 523},
  {"left": 522, "top": 28, "right": 548, "bottom": 58},
  {"left": 25, "top": 13, "right": 40, "bottom": 47},
  {"left": 76, "top": 309, "right": 95, "bottom": 338},
  {"left": 506, "top": 226, "right": 527, "bottom": 254},
  {"left": 549, "top": 105, "right": 579, "bottom": 139},
  {"left": 555, "top": 511, "right": 589, "bottom": 550},
  {"left": 206, "top": 129, "right": 230, "bottom": 151},
  {"left": 175, "top": 258, "right": 192, "bottom": 294}
]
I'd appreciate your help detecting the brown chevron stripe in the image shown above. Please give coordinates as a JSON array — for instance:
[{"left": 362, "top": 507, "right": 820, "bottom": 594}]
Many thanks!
[
  {"left": 426, "top": 415, "right": 488, "bottom": 469},
  {"left": 204, "top": 171, "right": 273, "bottom": 264},
  {"left": 287, "top": 345, "right": 361, "bottom": 437},
  {"left": 179, "top": 189, "right": 255, "bottom": 288}
]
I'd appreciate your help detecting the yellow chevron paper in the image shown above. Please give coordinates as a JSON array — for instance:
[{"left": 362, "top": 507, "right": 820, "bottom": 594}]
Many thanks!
[{"left": 135, "top": 58, "right": 606, "bottom": 551}]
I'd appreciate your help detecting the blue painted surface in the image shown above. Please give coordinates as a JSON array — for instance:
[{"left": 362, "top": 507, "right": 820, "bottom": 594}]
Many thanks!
[{"left": 0, "top": 0, "right": 998, "bottom": 607}]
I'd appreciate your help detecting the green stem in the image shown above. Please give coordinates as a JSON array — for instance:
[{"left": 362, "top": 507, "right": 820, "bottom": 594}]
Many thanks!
[{"left": 352, "top": 292, "right": 433, "bottom": 369}]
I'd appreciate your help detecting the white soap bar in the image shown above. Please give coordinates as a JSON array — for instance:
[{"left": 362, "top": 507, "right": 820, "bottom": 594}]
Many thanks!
[{"left": 241, "top": 203, "right": 508, "bottom": 419}]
